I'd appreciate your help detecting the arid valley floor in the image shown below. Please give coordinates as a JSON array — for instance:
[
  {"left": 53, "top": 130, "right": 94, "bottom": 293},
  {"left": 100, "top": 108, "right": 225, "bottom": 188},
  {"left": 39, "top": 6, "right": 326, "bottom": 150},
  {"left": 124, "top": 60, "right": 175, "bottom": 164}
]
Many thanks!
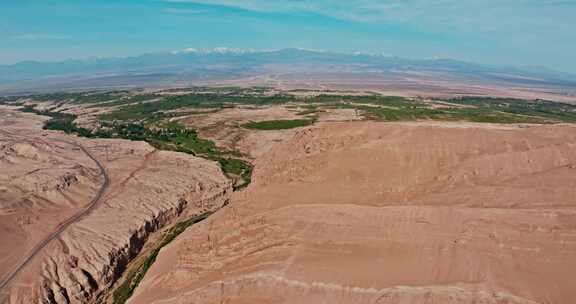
[{"left": 1, "top": 87, "right": 576, "bottom": 304}]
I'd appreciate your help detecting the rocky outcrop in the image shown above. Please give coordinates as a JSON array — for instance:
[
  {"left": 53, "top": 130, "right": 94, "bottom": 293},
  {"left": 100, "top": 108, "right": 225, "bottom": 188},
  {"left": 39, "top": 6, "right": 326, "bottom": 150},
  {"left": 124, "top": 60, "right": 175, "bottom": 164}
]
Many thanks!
[
  {"left": 0, "top": 111, "right": 232, "bottom": 304},
  {"left": 40, "top": 181, "right": 231, "bottom": 304},
  {"left": 0, "top": 122, "right": 104, "bottom": 295}
]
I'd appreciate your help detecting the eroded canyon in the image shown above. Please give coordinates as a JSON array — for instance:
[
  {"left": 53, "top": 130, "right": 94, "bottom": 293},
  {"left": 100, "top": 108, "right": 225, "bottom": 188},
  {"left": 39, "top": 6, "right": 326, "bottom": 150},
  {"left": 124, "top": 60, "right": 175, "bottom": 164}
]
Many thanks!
[
  {"left": 1, "top": 88, "right": 576, "bottom": 304},
  {"left": 0, "top": 106, "right": 232, "bottom": 303}
]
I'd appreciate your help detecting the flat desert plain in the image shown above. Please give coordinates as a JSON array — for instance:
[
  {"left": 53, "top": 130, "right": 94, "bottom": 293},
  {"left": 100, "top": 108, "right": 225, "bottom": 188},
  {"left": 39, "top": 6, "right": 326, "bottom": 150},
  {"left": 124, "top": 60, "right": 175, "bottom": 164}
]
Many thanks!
[{"left": 130, "top": 121, "right": 576, "bottom": 304}]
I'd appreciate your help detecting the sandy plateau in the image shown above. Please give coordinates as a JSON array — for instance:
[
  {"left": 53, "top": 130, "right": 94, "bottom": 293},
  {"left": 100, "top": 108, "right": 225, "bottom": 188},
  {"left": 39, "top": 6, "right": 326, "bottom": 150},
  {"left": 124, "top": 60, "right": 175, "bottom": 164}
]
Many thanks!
[
  {"left": 0, "top": 107, "right": 232, "bottom": 303},
  {"left": 176, "top": 105, "right": 361, "bottom": 159},
  {"left": 130, "top": 121, "right": 576, "bottom": 304}
]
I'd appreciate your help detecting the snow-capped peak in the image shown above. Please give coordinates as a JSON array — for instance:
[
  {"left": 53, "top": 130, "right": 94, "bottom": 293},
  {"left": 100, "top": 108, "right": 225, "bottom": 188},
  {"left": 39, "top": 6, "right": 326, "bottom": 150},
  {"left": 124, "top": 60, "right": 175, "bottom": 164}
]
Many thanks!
[
  {"left": 170, "top": 47, "right": 332, "bottom": 55},
  {"left": 172, "top": 47, "right": 267, "bottom": 55}
]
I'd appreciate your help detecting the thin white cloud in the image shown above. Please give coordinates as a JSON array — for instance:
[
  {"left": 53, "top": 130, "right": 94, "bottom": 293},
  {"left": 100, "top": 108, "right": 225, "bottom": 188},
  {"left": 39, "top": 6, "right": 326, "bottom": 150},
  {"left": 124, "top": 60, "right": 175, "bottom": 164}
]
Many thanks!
[
  {"left": 159, "top": 0, "right": 575, "bottom": 29},
  {"left": 13, "top": 33, "right": 71, "bottom": 41},
  {"left": 159, "top": 0, "right": 428, "bottom": 22},
  {"left": 163, "top": 7, "right": 210, "bottom": 14},
  {"left": 159, "top": 0, "right": 575, "bottom": 62}
]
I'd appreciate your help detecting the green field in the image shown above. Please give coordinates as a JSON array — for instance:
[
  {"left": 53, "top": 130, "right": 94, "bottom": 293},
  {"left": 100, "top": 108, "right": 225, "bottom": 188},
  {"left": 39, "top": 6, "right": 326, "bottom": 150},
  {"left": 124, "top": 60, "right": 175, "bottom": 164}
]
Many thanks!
[
  {"left": 445, "top": 97, "right": 576, "bottom": 123},
  {"left": 304, "top": 94, "right": 576, "bottom": 124},
  {"left": 99, "top": 93, "right": 296, "bottom": 122}
]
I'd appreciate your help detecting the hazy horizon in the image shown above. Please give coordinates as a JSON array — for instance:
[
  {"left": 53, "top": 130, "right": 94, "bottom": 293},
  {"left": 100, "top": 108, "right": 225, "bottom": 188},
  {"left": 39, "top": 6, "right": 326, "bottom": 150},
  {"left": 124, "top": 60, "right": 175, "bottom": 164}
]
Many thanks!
[
  {"left": 0, "top": 47, "right": 572, "bottom": 76},
  {"left": 2, "top": 0, "right": 575, "bottom": 73}
]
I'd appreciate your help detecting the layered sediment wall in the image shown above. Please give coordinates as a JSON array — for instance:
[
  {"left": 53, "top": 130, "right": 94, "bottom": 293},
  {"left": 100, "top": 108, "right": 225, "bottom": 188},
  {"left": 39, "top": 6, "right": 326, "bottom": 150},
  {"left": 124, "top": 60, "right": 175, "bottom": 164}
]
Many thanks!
[{"left": 41, "top": 179, "right": 231, "bottom": 304}]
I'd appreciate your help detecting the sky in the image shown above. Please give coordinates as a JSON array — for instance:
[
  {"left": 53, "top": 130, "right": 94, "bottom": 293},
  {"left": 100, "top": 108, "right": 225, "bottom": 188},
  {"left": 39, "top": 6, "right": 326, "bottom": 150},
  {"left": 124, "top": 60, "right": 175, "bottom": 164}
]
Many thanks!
[{"left": 1, "top": 0, "right": 575, "bottom": 72}]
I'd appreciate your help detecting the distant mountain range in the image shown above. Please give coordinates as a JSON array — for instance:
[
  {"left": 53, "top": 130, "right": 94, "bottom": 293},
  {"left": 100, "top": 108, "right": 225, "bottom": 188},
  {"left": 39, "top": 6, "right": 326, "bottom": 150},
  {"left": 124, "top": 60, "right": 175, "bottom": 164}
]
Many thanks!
[{"left": 1, "top": 48, "right": 575, "bottom": 94}]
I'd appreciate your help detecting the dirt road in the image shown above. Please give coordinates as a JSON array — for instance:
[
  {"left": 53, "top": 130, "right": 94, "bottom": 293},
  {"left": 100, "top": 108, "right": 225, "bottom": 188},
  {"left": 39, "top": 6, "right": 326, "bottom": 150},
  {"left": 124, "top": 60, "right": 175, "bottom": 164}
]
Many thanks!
[{"left": 0, "top": 140, "right": 110, "bottom": 295}]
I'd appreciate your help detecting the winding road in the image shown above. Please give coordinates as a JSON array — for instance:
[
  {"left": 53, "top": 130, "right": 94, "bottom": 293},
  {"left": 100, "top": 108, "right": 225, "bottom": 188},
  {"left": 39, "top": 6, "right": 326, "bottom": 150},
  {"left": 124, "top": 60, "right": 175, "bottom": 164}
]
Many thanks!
[{"left": 0, "top": 140, "right": 110, "bottom": 294}]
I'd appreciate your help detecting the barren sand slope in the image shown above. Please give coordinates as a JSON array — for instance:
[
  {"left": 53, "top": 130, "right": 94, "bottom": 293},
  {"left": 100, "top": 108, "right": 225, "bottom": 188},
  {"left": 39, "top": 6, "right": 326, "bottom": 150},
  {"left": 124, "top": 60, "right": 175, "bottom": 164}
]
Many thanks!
[
  {"left": 0, "top": 108, "right": 102, "bottom": 289},
  {"left": 0, "top": 107, "right": 232, "bottom": 304},
  {"left": 177, "top": 105, "right": 361, "bottom": 159},
  {"left": 130, "top": 121, "right": 576, "bottom": 304},
  {"left": 177, "top": 106, "right": 303, "bottom": 159}
]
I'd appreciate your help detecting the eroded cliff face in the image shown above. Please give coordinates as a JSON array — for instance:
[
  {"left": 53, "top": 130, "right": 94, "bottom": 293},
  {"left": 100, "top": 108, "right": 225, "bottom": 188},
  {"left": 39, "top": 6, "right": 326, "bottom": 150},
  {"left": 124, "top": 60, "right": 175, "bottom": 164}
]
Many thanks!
[
  {"left": 0, "top": 108, "right": 104, "bottom": 302},
  {"left": 33, "top": 149, "right": 232, "bottom": 304},
  {"left": 129, "top": 122, "right": 576, "bottom": 304},
  {"left": 0, "top": 108, "right": 233, "bottom": 304}
]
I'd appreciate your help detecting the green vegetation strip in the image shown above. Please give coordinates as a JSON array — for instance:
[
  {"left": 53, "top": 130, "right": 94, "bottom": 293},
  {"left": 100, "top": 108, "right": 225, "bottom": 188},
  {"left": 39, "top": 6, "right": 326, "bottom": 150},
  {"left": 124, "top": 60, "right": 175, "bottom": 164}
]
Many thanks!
[
  {"left": 243, "top": 119, "right": 315, "bottom": 130},
  {"left": 20, "top": 105, "right": 108, "bottom": 138},
  {"left": 92, "top": 90, "right": 576, "bottom": 125},
  {"left": 99, "top": 93, "right": 296, "bottom": 121},
  {"left": 20, "top": 105, "right": 252, "bottom": 189},
  {"left": 445, "top": 97, "right": 576, "bottom": 123},
  {"left": 308, "top": 95, "right": 576, "bottom": 124},
  {"left": 112, "top": 212, "right": 212, "bottom": 304}
]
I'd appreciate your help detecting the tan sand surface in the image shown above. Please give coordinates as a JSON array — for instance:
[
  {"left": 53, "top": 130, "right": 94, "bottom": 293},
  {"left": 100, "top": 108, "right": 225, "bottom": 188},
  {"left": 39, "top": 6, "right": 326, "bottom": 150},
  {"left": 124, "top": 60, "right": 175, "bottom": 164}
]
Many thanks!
[
  {"left": 0, "top": 107, "right": 232, "bottom": 304},
  {"left": 130, "top": 121, "right": 576, "bottom": 304}
]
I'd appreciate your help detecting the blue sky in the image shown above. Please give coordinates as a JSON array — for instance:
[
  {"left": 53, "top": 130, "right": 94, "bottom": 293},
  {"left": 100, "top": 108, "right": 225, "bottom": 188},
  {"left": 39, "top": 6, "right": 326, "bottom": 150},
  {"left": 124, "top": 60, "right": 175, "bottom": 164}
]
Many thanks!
[{"left": 1, "top": 0, "right": 575, "bottom": 72}]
